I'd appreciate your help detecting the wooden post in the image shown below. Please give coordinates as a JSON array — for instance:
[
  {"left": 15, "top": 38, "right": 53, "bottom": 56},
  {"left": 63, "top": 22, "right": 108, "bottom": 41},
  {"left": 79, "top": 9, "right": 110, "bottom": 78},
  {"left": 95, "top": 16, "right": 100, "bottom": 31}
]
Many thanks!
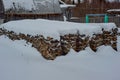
[
  {"left": 86, "top": 15, "right": 89, "bottom": 23},
  {"left": 104, "top": 14, "right": 108, "bottom": 23}
]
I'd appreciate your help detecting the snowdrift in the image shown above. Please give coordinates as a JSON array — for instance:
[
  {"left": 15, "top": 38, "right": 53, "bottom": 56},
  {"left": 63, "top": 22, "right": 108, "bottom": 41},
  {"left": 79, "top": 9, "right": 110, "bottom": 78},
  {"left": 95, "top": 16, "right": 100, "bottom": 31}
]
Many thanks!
[
  {"left": 0, "top": 35, "right": 120, "bottom": 80},
  {"left": 0, "top": 19, "right": 119, "bottom": 60}
]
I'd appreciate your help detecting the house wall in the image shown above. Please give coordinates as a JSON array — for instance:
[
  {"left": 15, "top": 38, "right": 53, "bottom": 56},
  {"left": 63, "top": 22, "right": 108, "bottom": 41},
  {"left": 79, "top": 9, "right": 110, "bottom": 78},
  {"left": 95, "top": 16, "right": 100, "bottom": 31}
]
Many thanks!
[
  {"left": 2, "top": 0, "right": 63, "bottom": 22},
  {"left": 2, "top": 0, "right": 62, "bottom": 14},
  {"left": 62, "top": 0, "right": 120, "bottom": 17},
  {"left": 4, "top": 13, "right": 63, "bottom": 22},
  {"left": 0, "top": 0, "right": 4, "bottom": 19}
]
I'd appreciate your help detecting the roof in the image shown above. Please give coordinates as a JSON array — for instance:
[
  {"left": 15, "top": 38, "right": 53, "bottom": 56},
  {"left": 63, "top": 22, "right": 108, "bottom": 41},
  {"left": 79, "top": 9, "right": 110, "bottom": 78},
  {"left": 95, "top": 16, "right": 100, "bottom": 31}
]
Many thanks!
[
  {"left": 59, "top": 0, "right": 75, "bottom": 10},
  {"left": 106, "top": 0, "right": 120, "bottom": 2},
  {"left": 2, "top": 0, "right": 62, "bottom": 14},
  {"left": 60, "top": 4, "right": 75, "bottom": 9},
  {"left": 107, "top": 9, "right": 120, "bottom": 12}
]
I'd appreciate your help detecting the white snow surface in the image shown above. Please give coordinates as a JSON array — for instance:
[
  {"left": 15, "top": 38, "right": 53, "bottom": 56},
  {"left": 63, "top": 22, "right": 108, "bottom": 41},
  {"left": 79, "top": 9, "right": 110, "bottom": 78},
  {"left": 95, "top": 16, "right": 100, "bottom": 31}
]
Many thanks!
[
  {"left": 0, "top": 35, "right": 120, "bottom": 80},
  {"left": 0, "top": 19, "right": 120, "bottom": 80},
  {"left": 0, "top": 19, "right": 116, "bottom": 40}
]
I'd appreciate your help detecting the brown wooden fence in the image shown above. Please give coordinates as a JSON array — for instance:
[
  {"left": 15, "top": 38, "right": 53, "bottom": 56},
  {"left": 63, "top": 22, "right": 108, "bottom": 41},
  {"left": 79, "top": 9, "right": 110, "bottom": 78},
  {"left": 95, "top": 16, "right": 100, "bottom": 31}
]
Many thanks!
[
  {"left": 4, "top": 13, "right": 63, "bottom": 22},
  {"left": 69, "top": 16, "right": 120, "bottom": 27},
  {"left": 109, "top": 16, "right": 120, "bottom": 27}
]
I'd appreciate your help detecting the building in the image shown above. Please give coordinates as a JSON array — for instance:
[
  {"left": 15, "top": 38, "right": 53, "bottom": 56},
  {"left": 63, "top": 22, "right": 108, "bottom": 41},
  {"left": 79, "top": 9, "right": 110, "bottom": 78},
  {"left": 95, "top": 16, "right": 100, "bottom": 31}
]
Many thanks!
[
  {"left": 107, "top": 9, "right": 120, "bottom": 16},
  {"left": 0, "top": 0, "right": 4, "bottom": 18},
  {"left": 0, "top": 0, "right": 63, "bottom": 22},
  {"left": 59, "top": 0, "right": 76, "bottom": 20},
  {"left": 61, "top": 0, "right": 120, "bottom": 17}
]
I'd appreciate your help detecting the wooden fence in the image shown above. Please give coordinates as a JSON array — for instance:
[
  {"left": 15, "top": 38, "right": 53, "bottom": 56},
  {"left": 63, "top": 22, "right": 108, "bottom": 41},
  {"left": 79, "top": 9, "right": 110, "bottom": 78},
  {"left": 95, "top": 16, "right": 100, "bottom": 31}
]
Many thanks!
[
  {"left": 109, "top": 16, "right": 120, "bottom": 27},
  {"left": 4, "top": 13, "right": 63, "bottom": 22},
  {"left": 69, "top": 16, "right": 120, "bottom": 27}
]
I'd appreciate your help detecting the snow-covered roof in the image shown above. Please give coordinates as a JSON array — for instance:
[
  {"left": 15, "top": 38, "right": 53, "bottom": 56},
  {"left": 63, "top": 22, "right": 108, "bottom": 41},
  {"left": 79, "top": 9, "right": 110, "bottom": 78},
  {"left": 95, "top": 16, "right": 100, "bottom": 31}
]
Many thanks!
[
  {"left": 59, "top": 0, "right": 76, "bottom": 9},
  {"left": 60, "top": 4, "right": 76, "bottom": 9},
  {"left": 72, "top": 0, "right": 84, "bottom": 4},
  {"left": 107, "top": 9, "right": 120, "bottom": 12},
  {"left": 71, "top": 0, "right": 120, "bottom": 4},
  {"left": 2, "top": 0, "right": 62, "bottom": 14},
  {"left": 106, "top": 0, "right": 120, "bottom": 2}
]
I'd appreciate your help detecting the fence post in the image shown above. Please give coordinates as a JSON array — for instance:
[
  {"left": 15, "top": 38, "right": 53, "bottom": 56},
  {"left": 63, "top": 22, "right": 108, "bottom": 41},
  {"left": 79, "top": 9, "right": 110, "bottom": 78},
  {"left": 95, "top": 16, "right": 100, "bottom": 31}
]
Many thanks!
[
  {"left": 86, "top": 15, "right": 89, "bottom": 23},
  {"left": 104, "top": 15, "right": 108, "bottom": 23}
]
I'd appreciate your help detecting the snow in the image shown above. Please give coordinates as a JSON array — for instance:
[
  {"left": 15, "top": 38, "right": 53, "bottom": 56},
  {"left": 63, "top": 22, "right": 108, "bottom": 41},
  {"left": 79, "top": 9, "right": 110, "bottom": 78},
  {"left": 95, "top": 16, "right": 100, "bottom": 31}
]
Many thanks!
[
  {"left": 107, "top": 9, "right": 120, "bottom": 12},
  {"left": 3, "top": 0, "right": 34, "bottom": 10},
  {"left": 71, "top": 0, "right": 84, "bottom": 3},
  {"left": 0, "top": 19, "right": 120, "bottom": 80},
  {"left": 71, "top": 0, "right": 120, "bottom": 4},
  {"left": 0, "top": 19, "right": 116, "bottom": 40},
  {"left": 106, "top": 0, "right": 120, "bottom": 2},
  {"left": 60, "top": 4, "right": 75, "bottom": 8},
  {"left": 0, "top": 34, "right": 120, "bottom": 80},
  {"left": 60, "top": 4, "right": 76, "bottom": 8},
  {"left": 2, "top": 0, "right": 61, "bottom": 13},
  {"left": 118, "top": 28, "right": 120, "bottom": 32}
]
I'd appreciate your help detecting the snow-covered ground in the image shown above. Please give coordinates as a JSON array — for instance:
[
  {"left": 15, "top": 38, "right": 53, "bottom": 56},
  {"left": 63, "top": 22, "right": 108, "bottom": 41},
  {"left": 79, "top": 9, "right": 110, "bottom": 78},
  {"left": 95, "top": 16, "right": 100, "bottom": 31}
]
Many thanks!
[
  {"left": 0, "top": 35, "right": 120, "bottom": 80},
  {"left": 0, "top": 19, "right": 120, "bottom": 80}
]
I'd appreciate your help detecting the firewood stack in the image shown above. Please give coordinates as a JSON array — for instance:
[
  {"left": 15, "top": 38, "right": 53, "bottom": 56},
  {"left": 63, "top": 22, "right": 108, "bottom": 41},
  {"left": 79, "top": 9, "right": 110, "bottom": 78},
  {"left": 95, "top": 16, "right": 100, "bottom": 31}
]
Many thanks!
[
  {"left": 111, "top": 28, "right": 118, "bottom": 51},
  {"left": 89, "top": 28, "right": 118, "bottom": 51},
  {"left": 0, "top": 28, "right": 62, "bottom": 60},
  {"left": 0, "top": 27, "right": 119, "bottom": 60},
  {"left": 89, "top": 34, "right": 103, "bottom": 52},
  {"left": 0, "top": 28, "right": 6, "bottom": 36},
  {"left": 7, "top": 31, "right": 20, "bottom": 40},
  {"left": 102, "top": 28, "right": 118, "bottom": 51},
  {"left": 60, "top": 35, "right": 71, "bottom": 55},
  {"left": 60, "top": 31, "right": 89, "bottom": 53},
  {"left": 0, "top": 28, "right": 3, "bottom": 36},
  {"left": 36, "top": 37, "right": 62, "bottom": 60},
  {"left": 19, "top": 34, "right": 62, "bottom": 60}
]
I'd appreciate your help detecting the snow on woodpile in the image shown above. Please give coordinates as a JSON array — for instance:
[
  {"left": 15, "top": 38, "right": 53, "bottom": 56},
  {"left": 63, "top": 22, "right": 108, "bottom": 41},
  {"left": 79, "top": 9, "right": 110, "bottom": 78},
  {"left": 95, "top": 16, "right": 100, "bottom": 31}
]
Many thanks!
[
  {"left": 0, "top": 19, "right": 119, "bottom": 60},
  {"left": 0, "top": 19, "right": 116, "bottom": 39}
]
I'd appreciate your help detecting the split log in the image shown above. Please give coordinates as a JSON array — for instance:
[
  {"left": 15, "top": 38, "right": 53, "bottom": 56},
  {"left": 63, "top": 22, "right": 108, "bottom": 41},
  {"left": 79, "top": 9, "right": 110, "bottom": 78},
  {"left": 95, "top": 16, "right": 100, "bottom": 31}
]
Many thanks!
[{"left": 0, "top": 27, "right": 119, "bottom": 60}]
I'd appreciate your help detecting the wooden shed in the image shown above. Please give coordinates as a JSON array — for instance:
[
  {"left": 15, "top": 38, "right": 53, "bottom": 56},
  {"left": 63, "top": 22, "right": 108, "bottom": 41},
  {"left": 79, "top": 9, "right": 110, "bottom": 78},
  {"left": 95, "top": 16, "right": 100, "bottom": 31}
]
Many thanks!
[
  {"left": 107, "top": 9, "right": 120, "bottom": 16},
  {"left": 0, "top": 0, "right": 4, "bottom": 19},
  {"left": 0, "top": 0, "right": 63, "bottom": 22}
]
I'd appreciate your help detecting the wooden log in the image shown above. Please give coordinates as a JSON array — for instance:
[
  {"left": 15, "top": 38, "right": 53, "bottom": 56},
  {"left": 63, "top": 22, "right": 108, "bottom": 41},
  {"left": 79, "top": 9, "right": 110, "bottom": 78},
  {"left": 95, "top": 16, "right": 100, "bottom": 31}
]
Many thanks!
[{"left": 0, "top": 27, "right": 119, "bottom": 60}]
